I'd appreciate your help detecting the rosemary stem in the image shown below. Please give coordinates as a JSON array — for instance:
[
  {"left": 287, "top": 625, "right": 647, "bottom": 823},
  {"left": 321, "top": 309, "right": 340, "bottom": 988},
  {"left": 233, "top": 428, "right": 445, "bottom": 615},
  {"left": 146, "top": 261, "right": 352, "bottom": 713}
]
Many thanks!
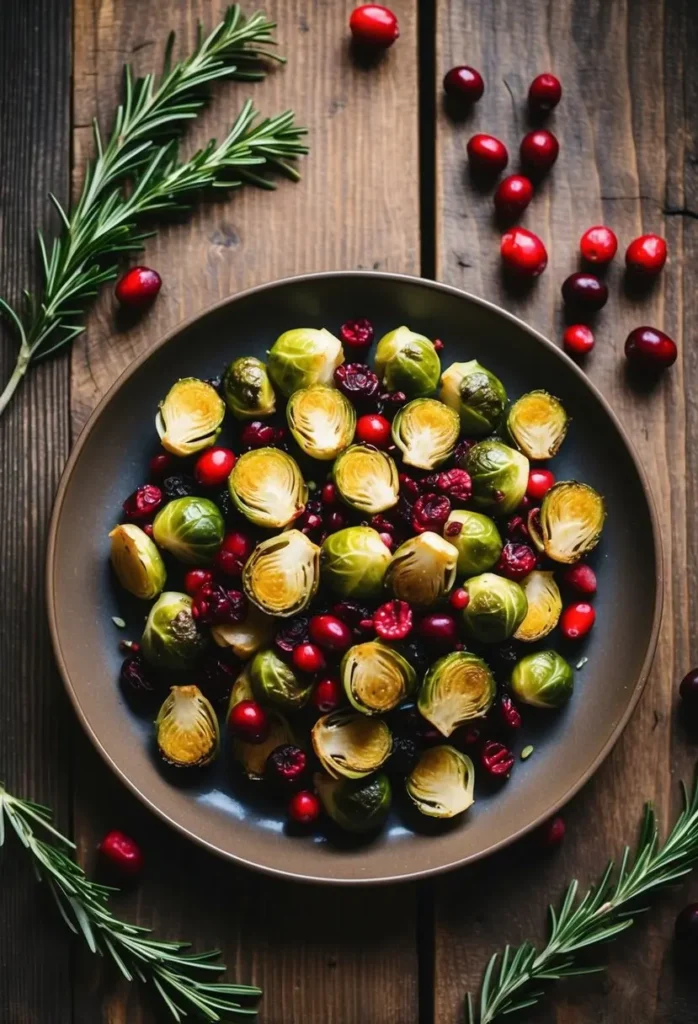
[{"left": 0, "top": 349, "right": 31, "bottom": 417}]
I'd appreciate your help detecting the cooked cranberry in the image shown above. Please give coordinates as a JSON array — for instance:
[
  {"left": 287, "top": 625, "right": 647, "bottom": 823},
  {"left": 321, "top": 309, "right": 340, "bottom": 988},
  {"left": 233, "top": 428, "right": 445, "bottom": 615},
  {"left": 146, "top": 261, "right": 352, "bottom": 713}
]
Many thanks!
[
  {"left": 374, "top": 600, "right": 413, "bottom": 641},
  {"left": 624, "top": 326, "right": 677, "bottom": 370},
  {"left": 436, "top": 468, "right": 472, "bottom": 503},
  {"left": 192, "top": 583, "right": 247, "bottom": 626},
  {"left": 453, "top": 438, "right": 476, "bottom": 467},
  {"left": 481, "top": 740, "right": 514, "bottom": 777},
  {"left": 379, "top": 532, "right": 394, "bottom": 549},
  {"left": 214, "top": 531, "right": 254, "bottom": 577},
  {"left": 358, "top": 617, "right": 376, "bottom": 634},
  {"left": 349, "top": 4, "right": 399, "bottom": 47},
  {"left": 520, "top": 129, "right": 559, "bottom": 172},
  {"left": 505, "top": 514, "right": 528, "bottom": 540},
  {"left": 467, "top": 133, "right": 508, "bottom": 175},
  {"left": 496, "top": 542, "right": 537, "bottom": 581},
  {"left": 274, "top": 616, "right": 310, "bottom": 658},
  {"left": 680, "top": 669, "right": 698, "bottom": 717},
  {"left": 444, "top": 520, "right": 462, "bottom": 538},
  {"left": 119, "top": 653, "right": 157, "bottom": 696},
  {"left": 198, "top": 652, "right": 237, "bottom": 705},
  {"left": 288, "top": 790, "right": 321, "bottom": 825},
  {"left": 99, "top": 830, "right": 144, "bottom": 878},
  {"left": 339, "top": 318, "right": 374, "bottom": 349},
  {"left": 450, "top": 587, "right": 470, "bottom": 610},
  {"left": 443, "top": 65, "right": 484, "bottom": 103},
  {"left": 398, "top": 472, "right": 421, "bottom": 500},
  {"left": 562, "top": 563, "right": 597, "bottom": 595},
  {"left": 494, "top": 174, "right": 534, "bottom": 220},
  {"left": 412, "top": 493, "right": 451, "bottom": 533},
  {"left": 309, "top": 614, "right": 353, "bottom": 652},
  {"left": 149, "top": 453, "right": 172, "bottom": 479},
  {"left": 418, "top": 613, "right": 457, "bottom": 645},
  {"left": 563, "top": 324, "right": 595, "bottom": 356},
  {"left": 326, "top": 510, "right": 347, "bottom": 532},
  {"left": 331, "top": 601, "right": 372, "bottom": 631},
  {"left": 433, "top": 338, "right": 444, "bottom": 353},
  {"left": 560, "top": 601, "right": 596, "bottom": 639},
  {"left": 228, "top": 700, "right": 269, "bottom": 743},
  {"left": 312, "top": 676, "right": 343, "bottom": 713},
  {"left": 241, "top": 420, "right": 277, "bottom": 448},
  {"left": 625, "top": 234, "right": 667, "bottom": 275},
  {"left": 183, "top": 569, "right": 214, "bottom": 596},
  {"left": 122, "top": 484, "right": 163, "bottom": 521},
  {"left": 501, "top": 227, "right": 548, "bottom": 277},
  {"left": 527, "top": 469, "right": 555, "bottom": 501},
  {"left": 499, "top": 694, "right": 522, "bottom": 730},
  {"left": 561, "top": 272, "right": 608, "bottom": 312},
  {"left": 370, "top": 513, "right": 394, "bottom": 535},
  {"left": 580, "top": 225, "right": 618, "bottom": 264},
  {"left": 528, "top": 73, "right": 562, "bottom": 112},
  {"left": 162, "top": 474, "right": 196, "bottom": 500},
  {"left": 115, "top": 266, "right": 161, "bottom": 308},
  {"left": 266, "top": 744, "right": 307, "bottom": 786},
  {"left": 378, "top": 390, "right": 408, "bottom": 419},
  {"left": 292, "top": 643, "right": 326, "bottom": 674},
  {"left": 454, "top": 725, "right": 481, "bottom": 749},
  {"left": 321, "top": 482, "right": 337, "bottom": 505},
  {"left": 334, "top": 362, "right": 381, "bottom": 405},
  {"left": 194, "top": 447, "right": 236, "bottom": 488},
  {"left": 539, "top": 815, "right": 566, "bottom": 849},
  {"left": 356, "top": 413, "right": 391, "bottom": 447}
]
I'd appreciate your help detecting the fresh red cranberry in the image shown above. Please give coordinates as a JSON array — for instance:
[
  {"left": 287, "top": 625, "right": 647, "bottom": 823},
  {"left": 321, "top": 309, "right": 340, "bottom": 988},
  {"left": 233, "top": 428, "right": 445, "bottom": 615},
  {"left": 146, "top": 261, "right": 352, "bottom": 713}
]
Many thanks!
[
  {"left": 501, "top": 227, "right": 548, "bottom": 277},
  {"left": 373, "top": 600, "right": 413, "bottom": 641},
  {"left": 149, "top": 453, "right": 172, "bottom": 479},
  {"left": 625, "top": 233, "right": 667, "bottom": 275},
  {"left": 467, "top": 133, "right": 509, "bottom": 175},
  {"left": 436, "top": 468, "right": 472, "bottom": 503},
  {"left": 418, "top": 613, "right": 457, "bottom": 645},
  {"left": 99, "top": 830, "right": 144, "bottom": 878},
  {"left": 355, "top": 413, "right": 391, "bottom": 447},
  {"left": 339, "top": 318, "right": 374, "bottom": 349},
  {"left": 292, "top": 643, "right": 326, "bottom": 674},
  {"left": 194, "top": 447, "right": 236, "bottom": 488},
  {"left": 562, "top": 563, "right": 597, "bottom": 595},
  {"left": 183, "top": 569, "right": 214, "bottom": 596},
  {"left": 443, "top": 65, "right": 484, "bottom": 103},
  {"left": 288, "top": 790, "right": 321, "bottom": 825},
  {"left": 499, "top": 694, "right": 522, "bottom": 729},
  {"left": 433, "top": 338, "right": 444, "bottom": 353},
  {"left": 563, "top": 324, "right": 595, "bottom": 356},
  {"left": 312, "top": 676, "right": 343, "bottom": 714},
  {"left": 321, "top": 482, "right": 337, "bottom": 505},
  {"left": 309, "top": 614, "right": 353, "bottom": 652},
  {"left": 214, "top": 531, "right": 254, "bottom": 576},
  {"left": 335, "top": 363, "right": 381, "bottom": 405},
  {"left": 450, "top": 587, "right": 470, "bottom": 610},
  {"left": 349, "top": 4, "right": 399, "bottom": 47},
  {"left": 494, "top": 174, "right": 534, "bottom": 220},
  {"left": 241, "top": 420, "right": 278, "bottom": 448},
  {"left": 520, "top": 129, "right": 559, "bottom": 172},
  {"left": 561, "top": 272, "right": 608, "bottom": 312},
  {"left": 580, "top": 225, "right": 618, "bottom": 264},
  {"left": 228, "top": 700, "right": 269, "bottom": 743},
  {"left": 481, "top": 740, "right": 515, "bottom": 777},
  {"left": 326, "top": 510, "right": 347, "bottom": 532},
  {"left": 496, "top": 542, "right": 537, "bottom": 581},
  {"left": 122, "top": 484, "right": 163, "bottom": 521},
  {"left": 143, "top": 523, "right": 154, "bottom": 538},
  {"left": 266, "top": 744, "right": 307, "bottom": 786},
  {"left": 539, "top": 814, "right": 566, "bottom": 849},
  {"left": 192, "top": 583, "right": 247, "bottom": 626},
  {"left": 624, "top": 326, "right": 677, "bottom": 370},
  {"left": 527, "top": 468, "right": 555, "bottom": 501},
  {"left": 675, "top": 904, "right": 698, "bottom": 944},
  {"left": 679, "top": 669, "right": 698, "bottom": 717},
  {"left": 379, "top": 532, "right": 394, "bottom": 549},
  {"left": 274, "top": 617, "right": 309, "bottom": 658},
  {"left": 359, "top": 617, "right": 376, "bottom": 634},
  {"left": 412, "top": 493, "right": 451, "bottom": 533},
  {"left": 115, "top": 266, "right": 161, "bottom": 308},
  {"left": 119, "top": 653, "right": 157, "bottom": 696},
  {"left": 560, "top": 601, "right": 596, "bottom": 639},
  {"left": 528, "top": 73, "right": 562, "bottom": 112}
]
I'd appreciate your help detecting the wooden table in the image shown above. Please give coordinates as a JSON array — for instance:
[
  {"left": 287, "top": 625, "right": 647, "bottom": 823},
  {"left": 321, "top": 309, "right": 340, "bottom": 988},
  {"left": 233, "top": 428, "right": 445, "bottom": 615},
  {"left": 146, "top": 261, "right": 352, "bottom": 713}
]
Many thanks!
[{"left": 1, "top": 1, "right": 695, "bottom": 1021}]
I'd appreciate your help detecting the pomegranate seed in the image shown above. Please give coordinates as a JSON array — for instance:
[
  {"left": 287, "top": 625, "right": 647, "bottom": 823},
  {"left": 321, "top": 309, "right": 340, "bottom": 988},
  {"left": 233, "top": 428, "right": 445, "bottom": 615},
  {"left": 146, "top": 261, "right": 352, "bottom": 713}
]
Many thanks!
[
  {"left": 334, "top": 363, "right": 381, "bottom": 405},
  {"left": 494, "top": 174, "right": 534, "bottom": 220},
  {"left": 312, "top": 676, "right": 343, "bottom": 714},
  {"left": 115, "top": 266, "right": 161, "bottom": 308},
  {"left": 355, "top": 413, "right": 391, "bottom": 447},
  {"left": 288, "top": 790, "right": 321, "bottom": 825},
  {"left": 563, "top": 324, "right": 595, "bottom": 356},
  {"left": 625, "top": 326, "right": 677, "bottom": 370},
  {"left": 520, "top": 129, "right": 559, "bottom": 172},
  {"left": 501, "top": 227, "right": 548, "bottom": 277},
  {"left": 496, "top": 542, "right": 537, "bottom": 581},
  {"left": 228, "top": 700, "right": 270, "bottom": 744},
  {"left": 539, "top": 814, "right": 566, "bottom": 848},
  {"left": 373, "top": 600, "right": 413, "bottom": 641},
  {"left": 292, "top": 643, "right": 326, "bottom": 674},
  {"left": 433, "top": 338, "right": 445, "bottom": 353},
  {"left": 194, "top": 447, "right": 236, "bottom": 488},
  {"left": 499, "top": 694, "right": 522, "bottom": 729},
  {"left": 467, "top": 133, "right": 509, "bottom": 175},
  {"left": 309, "top": 614, "right": 353, "bottom": 652},
  {"left": 183, "top": 569, "right": 214, "bottom": 596},
  {"left": 528, "top": 73, "right": 562, "bottom": 113},
  {"left": 149, "top": 453, "right": 172, "bottom": 479},
  {"left": 560, "top": 601, "right": 596, "bottom": 639},
  {"left": 561, "top": 272, "right": 608, "bottom": 312},
  {"left": 349, "top": 4, "right": 399, "bottom": 48},
  {"left": 450, "top": 587, "right": 470, "bottom": 610},
  {"left": 192, "top": 583, "right": 247, "bottom": 626},
  {"left": 580, "top": 225, "right": 618, "bottom": 265},
  {"left": 418, "top": 613, "right": 457, "bottom": 645},
  {"left": 481, "top": 740, "right": 515, "bottom": 777},
  {"left": 527, "top": 469, "right": 555, "bottom": 501},
  {"left": 321, "top": 482, "right": 337, "bottom": 505},
  {"left": 99, "top": 830, "right": 144, "bottom": 878},
  {"left": 562, "top": 563, "right": 597, "bottom": 595},
  {"left": 339, "top": 318, "right": 374, "bottom": 349},
  {"left": 122, "top": 484, "right": 163, "bottom": 521},
  {"left": 266, "top": 744, "right": 307, "bottom": 787},
  {"left": 443, "top": 65, "right": 484, "bottom": 103},
  {"left": 625, "top": 234, "right": 667, "bottom": 275},
  {"left": 412, "top": 493, "right": 451, "bottom": 533}
]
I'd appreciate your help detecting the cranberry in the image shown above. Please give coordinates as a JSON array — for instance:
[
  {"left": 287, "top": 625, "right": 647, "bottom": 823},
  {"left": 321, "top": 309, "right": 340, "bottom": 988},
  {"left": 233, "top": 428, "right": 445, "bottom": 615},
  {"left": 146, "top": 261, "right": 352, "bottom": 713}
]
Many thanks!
[
  {"left": 122, "top": 484, "right": 163, "bottom": 521},
  {"left": 163, "top": 474, "right": 196, "bottom": 500},
  {"left": 379, "top": 390, "right": 408, "bottom": 417},
  {"left": 481, "top": 740, "right": 514, "bottom": 777},
  {"left": 334, "top": 363, "right": 381, "bottom": 405},
  {"left": 339, "top": 318, "right": 374, "bottom": 349},
  {"left": 326, "top": 510, "right": 347, "bottom": 532},
  {"left": 453, "top": 438, "right": 476, "bottom": 468},
  {"left": 266, "top": 744, "right": 307, "bottom": 787},
  {"left": 443, "top": 65, "right": 484, "bottom": 103},
  {"left": 436, "top": 468, "right": 472, "bottom": 503},
  {"left": 679, "top": 669, "right": 698, "bottom": 716},
  {"left": 499, "top": 694, "right": 522, "bottom": 730},
  {"left": 496, "top": 542, "right": 537, "bottom": 581},
  {"left": 321, "top": 482, "right": 337, "bottom": 505},
  {"left": 412, "top": 493, "right": 451, "bottom": 533},
  {"left": 184, "top": 569, "right": 214, "bottom": 596},
  {"left": 624, "top": 326, "right": 677, "bottom": 370},
  {"left": 149, "top": 453, "right": 172, "bottom": 479},
  {"left": 356, "top": 413, "right": 391, "bottom": 447},
  {"left": 561, "top": 272, "right": 608, "bottom": 312},
  {"left": 398, "top": 472, "right": 421, "bottom": 500},
  {"left": 563, "top": 324, "right": 595, "bottom": 356},
  {"left": 214, "top": 531, "right": 254, "bottom": 577},
  {"left": 229, "top": 700, "right": 270, "bottom": 743},
  {"left": 560, "top": 601, "right": 596, "bottom": 639},
  {"left": 194, "top": 447, "right": 236, "bottom": 488},
  {"left": 444, "top": 520, "right": 462, "bottom": 538},
  {"left": 312, "top": 676, "right": 343, "bottom": 714},
  {"left": 309, "top": 614, "right": 353, "bottom": 652},
  {"left": 539, "top": 815, "right": 566, "bottom": 849},
  {"left": 494, "top": 174, "right": 534, "bottom": 220},
  {"left": 288, "top": 790, "right": 321, "bottom": 825},
  {"left": 580, "top": 225, "right": 618, "bottom": 265},
  {"left": 241, "top": 420, "right": 278, "bottom": 448},
  {"left": 143, "top": 523, "right": 154, "bottom": 538},
  {"left": 349, "top": 4, "right": 398, "bottom": 48},
  {"left": 467, "top": 133, "right": 509, "bottom": 175},
  {"left": 625, "top": 233, "right": 667, "bottom": 275},
  {"left": 433, "top": 338, "right": 444, "bottom": 353},
  {"left": 379, "top": 532, "right": 394, "bottom": 550},
  {"left": 115, "top": 266, "right": 161, "bottom": 308},
  {"left": 675, "top": 904, "right": 698, "bottom": 945},
  {"left": 450, "top": 587, "right": 470, "bottom": 610},
  {"left": 119, "top": 654, "right": 157, "bottom": 696},
  {"left": 528, "top": 73, "right": 562, "bottom": 112},
  {"left": 501, "top": 227, "right": 548, "bottom": 277},
  {"left": 506, "top": 514, "right": 528, "bottom": 540},
  {"left": 562, "top": 563, "right": 597, "bottom": 595},
  {"left": 520, "top": 129, "right": 559, "bottom": 172},
  {"left": 292, "top": 643, "right": 326, "bottom": 674},
  {"left": 192, "top": 583, "right": 247, "bottom": 626},
  {"left": 99, "top": 830, "right": 144, "bottom": 878},
  {"left": 274, "top": 616, "right": 309, "bottom": 658},
  {"left": 374, "top": 600, "right": 413, "bottom": 641},
  {"left": 527, "top": 469, "right": 555, "bottom": 501},
  {"left": 418, "top": 613, "right": 457, "bottom": 645},
  {"left": 331, "top": 601, "right": 372, "bottom": 631}
]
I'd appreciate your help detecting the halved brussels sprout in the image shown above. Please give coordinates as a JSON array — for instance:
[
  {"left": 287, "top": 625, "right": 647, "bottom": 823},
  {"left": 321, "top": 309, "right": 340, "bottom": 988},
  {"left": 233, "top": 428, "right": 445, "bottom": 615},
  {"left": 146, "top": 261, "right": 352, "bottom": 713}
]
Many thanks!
[
  {"left": 527, "top": 507, "right": 544, "bottom": 552},
  {"left": 406, "top": 746, "right": 475, "bottom": 818},
  {"left": 511, "top": 650, "right": 574, "bottom": 709},
  {"left": 109, "top": 523, "right": 166, "bottom": 599},
  {"left": 155, "top": 685, "right": 219, "bottom": 767},
  {"left": 418, "top": 651, "right": 495, "bottom": 736},
  {"left": 514, "top": 571, "right": 562, "bottom": 642},
  {"left": 249, "top": 648, "right": 313, "bottom": 710},
  {"left": 286, "top": 384, "right": 356, "bottom": 460},
  {"left": 211, "top": 606, "right": 276, "bottom": 660},
  {"left": 391, "top": 398, "right": 460, "bottom": 470},
  {"left": 374, "top": 326, "right": 441, "bottom": 397},
  {"left": 444, "top": 510, "right": 503, "bottom": 577},
  {"left": 320, "top": 526, "right": 391, "bottom": 599},
  {"left": 465, "top": 440, "right": 529, "bottom": 514},
  {"left": 229, "top": 448, "right": 308, "bottom": 529},
  {"left": 440, "top": 360, "right": 507, "bottom": 436},
  {"left": 341, "top": 641, "right": 417, "bottom": 715},
  {"left": 243, "top": 530, "right": 319, "bottom": 617},
  {"left": 462, "top": 573, "right": 528, "bottom": 643},
  {"left": 155, "top": 378, "right": 225, "bottom": 457},
  {"left": 507, "top": 390, "right": 569, "bottom": 460},
  {"left": 153, "top": 497, "right": 225, "bottom": 565},
  {"left": 332, "top": 445, "right": 399, "bottom": 515},
  {"left": 141, "top": 592, "right": 207, "bottom": 671},
  {"left": 267, "top": 327, "right": 344, "bottom": 397},
  {"left": 228, "top": 666, "right": 254, "bottom": 708},
  {"left": 223, "top": 356, "right": 276, "bottom": 420},
  {"left": 385, "top": 532, "right": 458, "bottom": 607},
  {"left": 315, "top": 772, "right": 392, "bottom": 833},
  {"left": 538, "top": 481, "right": 606, "bottom": 564},
  {"left": 311, "top": 709, "right": 392, "bottom": 779}
]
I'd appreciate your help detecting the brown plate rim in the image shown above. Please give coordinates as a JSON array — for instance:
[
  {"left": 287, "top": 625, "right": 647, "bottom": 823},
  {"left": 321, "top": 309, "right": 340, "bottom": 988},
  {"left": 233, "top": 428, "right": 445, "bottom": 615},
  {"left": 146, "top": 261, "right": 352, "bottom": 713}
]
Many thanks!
[{"left": 46, "top": 270, "right": 664, "bottom": 885}]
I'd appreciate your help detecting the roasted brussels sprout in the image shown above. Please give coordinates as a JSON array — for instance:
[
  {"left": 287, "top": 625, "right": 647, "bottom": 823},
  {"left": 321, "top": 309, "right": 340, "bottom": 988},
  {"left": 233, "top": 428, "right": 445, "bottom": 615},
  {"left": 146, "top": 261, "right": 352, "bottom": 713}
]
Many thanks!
[
  {"left": 332, "top": 445, "right": 399, "bottom": 515},
  {"left": 320, "top": 526, "right": 391, "bottom": 599},
  {"left": 153, "top": 497, "right": 225, "bottom": 565},
  {"left": 267, "top": 327, "right": 344, "bottom": 397},
  {"left": 311, "top": 709, "right": 392, "bottom": 779},
  {"left": 391, "top": 398, "right": 460, "bottom": 470},
  {"left": 465, "top": 440, "right": 529, "bottom": 514},
  {"left": 315, "top": 772, "right": 392, "bottom": 833},
  {"left": 141, "top": 592, "right": 207, "bottom": 671},
  {"left": 249, "top": 649, "right": 313, "bottom": 710},
  {"left": 155, "top": 378, "right": 225, "bottom": 457},
  {"left": 511, "top": 650, "right": 574, "bottom": 709},
  {"left": 538, "top": 481, "right": 606, "bottom": 563},
  {"left": 243, "top": 530, "right": 319, "bottom": 617},
  {"left": 286, "top": 384, "right": 356, "bottom": 460},
  {"left": 507, "top": 390, "right": 569, "bottom": 460},
  {"left": 440, "top": 360, "right": 507, "bottom": 435},
  {"left": 229, "top": 448, "right": 308, "bottom": 529},
  {"left": 418, "top": 651, "right": 495, "bottom": 736},
  {"left": 228, "top": 665, "right": 254, "bottom": 707},
  {"left": 444, "top": 509, "right": 503, "bottom": 577},
  {"left": 155, "top": 685, "right": 219, "bottom": 767},
  {"left": 374, "top": 326, "right": 441, "bottom": 397},
  {"left": 109, "top": 523, "right": 166, "bottom": 599},
  {"left": 514, "top": 571, "right": 562, "bottom": 642},
  {"left": 223, "top": 356, "right": 276, "bottom": 420},
  {"left": 462, "top": 573, "right": 528, "bottom": 643},
  {"left": 211, "top": 606, "right": 276, "bottom": 659},
  {"left": 341, "top": 641, "right": 417, "bottom": 715},
  {"left": 385, "top": 532, "right": 458, "bottom": 607},
  {"left": 406, "top": 746, "right": 475, "bottom": 818}
]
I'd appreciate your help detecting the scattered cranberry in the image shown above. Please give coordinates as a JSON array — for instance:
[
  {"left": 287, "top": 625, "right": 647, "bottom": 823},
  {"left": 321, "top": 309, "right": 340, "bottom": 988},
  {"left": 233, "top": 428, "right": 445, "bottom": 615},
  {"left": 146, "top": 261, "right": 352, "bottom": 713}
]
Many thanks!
[
  {"left": 501, "top": 227, "right": 548, "bottom": 277},
  {"left": 398, "top": 472, "right": 421, "bottom": 500},
  {"left": 349, "top": 4, "right": 398, "bottom": 48},
  {"left": 115, "top": 266, "right": 161, "bottom": 308},
  {"left": 436, "top": 468, "right": 472, "bottom": 503},
  {"left": 563, "top": 324, "right": 595, "bottom": 356},
  {"left": 506, "top": 514, "right": 529, "bottom": 540},
  {"left": 229, "top": 700, "right": 269, "bottom": 744},
  {"left": 496, "top": 542, "right": 537, "bottom": 581},
  {"left": 579, "top": 225, "right": 618, "bottom": 265},
  {"left": 122, "top": 484, "right": 163, "bottom": 521},
  {"left": 561, "top": 272, "right": 608, "bottom": 312},
  {"left": 624, "top": 326, "right": 677, "bottom": 370},
  {"left": 467, "top": 133, "right": 509, "bottom": 175},
  {"left": 266, "top": 744, "right": 307, "bottom": 787},
  {"left": 331, "top": 601, "right": 372, "bottom": 632},
  {"left": 143, "top": 523, "right": 154, "bottom": 538},
  {"left": 443, "top": 65, "right": 484, "bottom": 103},
  {"left": 326, "top": 510, "right": 347, "bottom": 532},
  {"left": 214, "top": 531, "right": 254, "bottom": 576},
  {"left": 274, "top": 617, "right": 309, "bottom": 658},
  {"left": 192, "top": 583, "right": 247, "bottom": 626},
  {"left": 481, "top": 740, "right": 515, "bottom": 777},
  {"left": 312, "top": 676, "right": 343, "bottom": 714},
  {"left": 379, "top": 532, "right": 394, "bottom": 550},
  {"left": 444, "top": 520, "right": 462, "bottom": 538},
  {"left": 194, "top": 447, "right": 236, "bottom": 488},
  {"left": 119, "top": 653, "right": 157, "bottom": 696},
  {"left": 241, "top": 420, "right": 278, "bottom": 448},
  {"left": 412, "top": 493, "right": 451, "bottom": 533},
  {"left": 184, "top": 569, "right": 214, "bottom": 596},
  {"left": 539, "top": 814, "right": 566, "bottom": 849},
  {"left": 520, "top": 129, "right": 559, "bottom": 172},
  {"left": 379, "top": 390, "right": 408, "bottom": 416},
  {"left": 309, "top": 614, "right": 353, "bottom": 652},
  {"left": 335, "top": 363, "right": 381, "bottom": 406},
  {"left": 494, "top": 174, "right": 534, "bottom": 220},
  {"left": 288, "top": 790, "right": 321, "bottom": 826},
  {"left": 292, "top": 643, "right": 326, "bottom": 674},
  {"left": 625, "top": 233, "right": 667, "bottom": 275},
  {"left": 418, "top": 613, "right": 457, "bottom": 645},
  {"left": 679, "top": 669, "right": 698, "bottom": 717},
  {"left": 321, "top": 482, "right": 337, "bottom": 505},
  {"left": 149, "top": 453, "right": 172, "bottom": 479},
  {"left": 527, "top": 469, "right": 555, "bottom": 501},
  {"left": 675, "top": 904, "right": 698, "bottom": 945},
  {"left": 355, "top": 413, "right": 391, "bottom": 447},
  {"left": 562, "top": 563, "right": 597, "bottom": 595},
  {"left": 374, "top": 600, "right": 413, "bottom": 641},
  {"left": 453, "top": 438, "right": 476, "bottom": 467},
  {"left": 339, "top": 318, "right": 374, "bottom": 350},
  {"left": 560, "top": 601, "right": 596, "bottom": 639},
  {"left": 99, "top": 830, "right": 144, "bottom": 878},
  {"left": 450, "top": 587, "right": 470, "bottom": 610},
  {"left": 499, "top": 694, "right": 522, "bottom": 730},
  {"left": 528, "top": 73, "right": 562, "bottom": 113},
  {"left": 359, "top": 617, "right": 376, "bottom": 634},
  {"left": 433, "top": 338, "right": 444, "bottom": 353}
]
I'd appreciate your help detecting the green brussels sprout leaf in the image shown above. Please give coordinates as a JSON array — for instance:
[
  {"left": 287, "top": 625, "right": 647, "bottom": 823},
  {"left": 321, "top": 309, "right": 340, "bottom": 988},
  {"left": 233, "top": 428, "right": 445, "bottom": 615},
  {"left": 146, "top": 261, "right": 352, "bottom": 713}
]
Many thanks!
[
  {"left": 267, "top": 327, "right": 344, "bottom": 397},
  {"left": 444, "top": 509, "right": 503, "bottom": 577},
  {"left": 465, "top": 439, "right": 529, "bottom": 514},
  {"left": 374, "top": 326, "right": 441, "bottom": 397}
]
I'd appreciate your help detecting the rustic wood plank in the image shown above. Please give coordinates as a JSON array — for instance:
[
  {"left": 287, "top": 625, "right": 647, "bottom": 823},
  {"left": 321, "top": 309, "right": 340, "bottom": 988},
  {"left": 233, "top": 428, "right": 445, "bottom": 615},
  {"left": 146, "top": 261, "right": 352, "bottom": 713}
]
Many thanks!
[
  {"left": 70, "top": 2, "right": 421, "bottom": 1021},
  {"left": 433, "top": 1, "right": 696, "bottom": 1022}
]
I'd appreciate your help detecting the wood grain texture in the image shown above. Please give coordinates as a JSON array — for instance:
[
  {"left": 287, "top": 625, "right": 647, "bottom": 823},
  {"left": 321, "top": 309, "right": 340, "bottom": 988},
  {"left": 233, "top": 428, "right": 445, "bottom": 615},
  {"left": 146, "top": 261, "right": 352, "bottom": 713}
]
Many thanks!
[
  {"left": 70, "top": 2, "right": 420, "bottom": 1022},
  {"left": 433, "top": 1, "right": 697, "bottom": 1022}
]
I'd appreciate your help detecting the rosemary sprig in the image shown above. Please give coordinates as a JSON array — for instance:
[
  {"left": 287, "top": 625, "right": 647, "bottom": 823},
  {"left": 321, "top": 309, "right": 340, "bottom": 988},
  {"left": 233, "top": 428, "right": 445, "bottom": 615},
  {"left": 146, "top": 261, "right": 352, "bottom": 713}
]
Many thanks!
[
  {"left": 467, "top": 768, "right": 698, "bottom": 1023},
  {"left": 0, "top": 783, "right": 260, "bottom": 1021}
]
